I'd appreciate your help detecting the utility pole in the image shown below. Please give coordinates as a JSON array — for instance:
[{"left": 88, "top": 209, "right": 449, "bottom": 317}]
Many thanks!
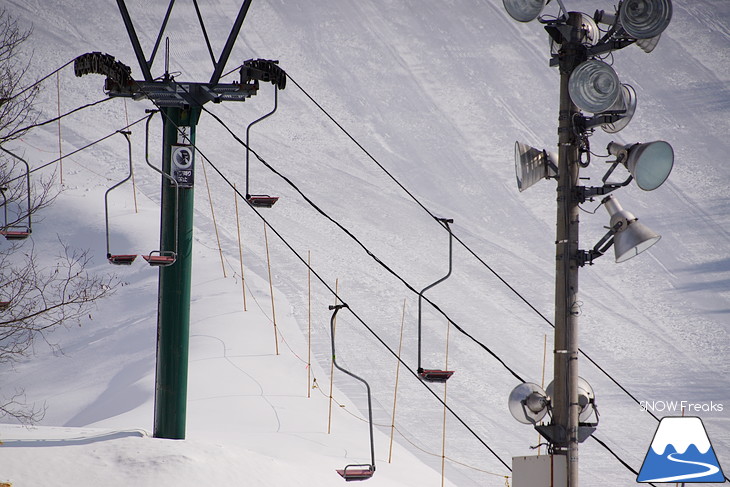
[
  {"left": 552, "top": 12, "right": 586, "bottom": 486},
  {"left": 503, "top": 2, "right": 674, "bottom": 486},
  {"left": 75, "top": 0, "right": 285, "bottom": 439}
]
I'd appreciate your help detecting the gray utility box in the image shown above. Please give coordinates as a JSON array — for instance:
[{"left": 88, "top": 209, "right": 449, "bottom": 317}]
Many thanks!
[{"left": 512, "top": 455, "right": 567, "bottom": 487}]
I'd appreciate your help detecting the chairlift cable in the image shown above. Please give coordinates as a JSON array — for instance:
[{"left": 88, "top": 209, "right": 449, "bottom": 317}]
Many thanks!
[
  {"left": 4, "top": 113, "right": 149, "bottom": 184},
  {"left": 3, "top": 97, "right": 113, "bottom": 141},
  {"left": 284, "top": 72, "right": 663, "bottom": 423},
  {"left": 6, "top": 58, "right": 76, "bottom": 103}
]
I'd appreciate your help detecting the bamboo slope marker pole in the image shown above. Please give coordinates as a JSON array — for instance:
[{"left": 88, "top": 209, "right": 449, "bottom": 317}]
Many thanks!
[
  {"left": 56, "top": 72, "right": 63, "bottom": 185},
  {"left": 327, "top": 278, "right": 339, "bottom": 434},
  {"left": 123, "top": 99, "right": 139, "bottom": 213},
  {"left": 234, "top": 184, "right": 247, "bottom": 311},
  {"left": 263, "top": 222, "right": 279, "bottom": 355},
  {"left": 441, "top": 321, "right": 452, "bottom": 487},
  {"left": 201, "top": 158, "right": 226, "bottom": 277},
  {"left": 389, "top": 298, "right": 407, "bottom": 463},
  {"left": 307, "top": 250, "right": 312, "bottom": 398}
]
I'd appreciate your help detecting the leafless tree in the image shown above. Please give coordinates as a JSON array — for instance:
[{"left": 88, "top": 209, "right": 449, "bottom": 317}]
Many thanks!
[
  {"left": 0, "top": 8, "right": 38, "bottom": 144},
  {"left": 0, "top": 9, "right": 119, "bottom": 424}
]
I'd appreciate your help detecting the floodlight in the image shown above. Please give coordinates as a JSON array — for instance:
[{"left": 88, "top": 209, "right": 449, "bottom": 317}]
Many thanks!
[
  {"left": 603, "top": 194, "right": 661, "bottom": 263},
  {"left": 514, "top": 141, "right": 557, "bottom": 192},
  {"left": 546, "top": 377, "right": 596, "bottom": 422},
  {"left": 503, "top": 0, "right": 548, "bottom": 23},
  {"left": 549, "top": 13, "right": 600, "bottom": 48},
  {"left": 601, "top": 84, "right": 637, "bottom": 133},
  {"left": 635, "top": 34, "right": 661, "bottom": 53},
  {"left": 508, "top": 382, "right": 549, "bottom": 424},
  {"left": 608, "top": 140, "right": 674, "bottom": 190},
  {"left": 579, "top": 14, "right": 601, "bottom": 46},
  {"left": 619, "top": 0, "right": 672, "bottom": 39},
  {"left": 568, "top": 60, "right": 621, "bottom": 114}
]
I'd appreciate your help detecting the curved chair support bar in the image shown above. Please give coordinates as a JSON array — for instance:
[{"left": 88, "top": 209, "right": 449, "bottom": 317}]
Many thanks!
[
  {"left": 145, "top": 110, "right": 180, "bottom": 261},
  {"left": 245, "top": 87, "right": 278, "bottom": 197},
  {"left": 417, "top": 218, "right": 454, "bottom": 371},
  {"left": 329, "top": 304, "right": 376, "bottom": 475},
  {"left": 104, "top": 130, "right": 134, "bottom": 258},
  {"left": 0, "top": 146, "right": 32, "bottom": 236}
]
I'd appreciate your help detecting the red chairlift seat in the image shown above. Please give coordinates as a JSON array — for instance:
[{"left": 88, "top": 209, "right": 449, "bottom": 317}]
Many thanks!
[
  {"left": 143, "top": 252, "right": 176, "bottom": 267},
  {"left": 419, "top": 369, "right": 454, "bottom": 383},
  {"left": 246, "top": 194, "right": 279, "bottom": 208},
  {"left": 1, "top": 228, "right": 31, "bottom": 240},
  {"left": 108, "top": 254, "right": 138, "bottom": 265},
  {"left": 336, "top": 465, "right": 374, "bottom": 482}
]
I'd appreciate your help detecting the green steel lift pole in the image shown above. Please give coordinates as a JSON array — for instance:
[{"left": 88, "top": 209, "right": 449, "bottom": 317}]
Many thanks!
[
  {"left": 153, "top": 106, "right": 201, "bottom": 439},
  {"left": 72, "top": 0, "right": 275, "bottom": 439}
]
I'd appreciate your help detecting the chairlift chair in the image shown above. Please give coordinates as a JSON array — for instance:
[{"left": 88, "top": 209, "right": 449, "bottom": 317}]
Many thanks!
[
  {"left": 0, "top": 227, "right": 31, "bottom": 240},
  {"left": 336, "top": 465, "right": 375, "bottom": 482},
  {"left": 417, "top": 217, "right": 456, "bottom": 383},
  {"left": 329, "top": 304, "right": 376, "bottom": 481},
  {"left": 0, "top": 301, "right": 10, "bottom": 310},
  {"left": 143, "top": 111, "right": 178, "bottom": 267},
  {"left": 104, "top": 130, "right": 138, "bottom": 265},
  {"left": 246, "top": 194, "right": 279, "bottom": 208},
  {"left": 245, "top": 82, "right": 280, "bottom": 208},
  {"left": 0, "top": 150, "right": 32, "bottom": 241}
]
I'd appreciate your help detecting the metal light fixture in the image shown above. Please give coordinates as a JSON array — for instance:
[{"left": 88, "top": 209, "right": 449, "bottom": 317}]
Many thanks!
[
  {"left": 514, "top": 141, "right": 557, "bottom": 192},
  {"left": 635, "top": 35, "right": 662, "bottom": 53},
  {"left": 568, "top": 60, "right": 621, "bottom": 114},
  {"left": 546, "top": 377, "right": 597, "bottom": 422},
  {"left": 619, "top": 0, "right": 673, "bottom": 39},
  {"left": 503, "top": 0, "right": 549, "bottom": 23},
  {"left": 601, "top": 84, "right": 637, "bottom": 133},
  {"left": 608, "top": 140, "right": 674, "bottom": 191},
  {"left": 508, "top": 382, "right": 550, "bottom": 425},
  {"left": 603, "top": 194, "right": 661, "bottom": 263}
]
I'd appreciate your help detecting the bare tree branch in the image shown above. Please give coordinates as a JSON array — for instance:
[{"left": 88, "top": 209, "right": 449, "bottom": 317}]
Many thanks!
[{"left": 0, "top": 9, "right": 119, "bottom": 424}]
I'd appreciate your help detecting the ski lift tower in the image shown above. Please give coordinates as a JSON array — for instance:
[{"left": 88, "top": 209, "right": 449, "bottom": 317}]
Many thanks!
[{"left": 75, "top": 0, "right": 284, "bottom": 439}]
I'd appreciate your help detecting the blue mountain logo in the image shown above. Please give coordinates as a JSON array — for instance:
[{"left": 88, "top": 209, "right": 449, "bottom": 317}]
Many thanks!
[{"left": 638, "top": 416, "right": 725, "bottom": 483}]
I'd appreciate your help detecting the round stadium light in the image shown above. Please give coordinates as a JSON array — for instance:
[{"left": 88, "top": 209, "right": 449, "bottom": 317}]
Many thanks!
[
  {"left": 569, "top": 60, "right": 621, "bottom": 114},
  {"left": 508, "top": 382, "right": 550, "bottom": 425},
  {"left": 608, "top": 140, "right": 674, "bottom": 190},
  {"left": 619, "top": 0, "right": 673, "bottom": 39},
  {"left": 546, "top": 377, "right": 597, "bottom": 422},
  {"left": 601, "top": 84, "right": 637, "bottom": 133},
  {"left": 603, "top": 194, "right": 661, "bottom": 263},
  {"left": 503, "top": 0, "right": 548, "bottom": 23}
]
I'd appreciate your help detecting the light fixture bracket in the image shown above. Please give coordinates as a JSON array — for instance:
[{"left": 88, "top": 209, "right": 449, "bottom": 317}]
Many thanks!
[{"left": 576, "top": 219, "right": 624, "bottom": 266}]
